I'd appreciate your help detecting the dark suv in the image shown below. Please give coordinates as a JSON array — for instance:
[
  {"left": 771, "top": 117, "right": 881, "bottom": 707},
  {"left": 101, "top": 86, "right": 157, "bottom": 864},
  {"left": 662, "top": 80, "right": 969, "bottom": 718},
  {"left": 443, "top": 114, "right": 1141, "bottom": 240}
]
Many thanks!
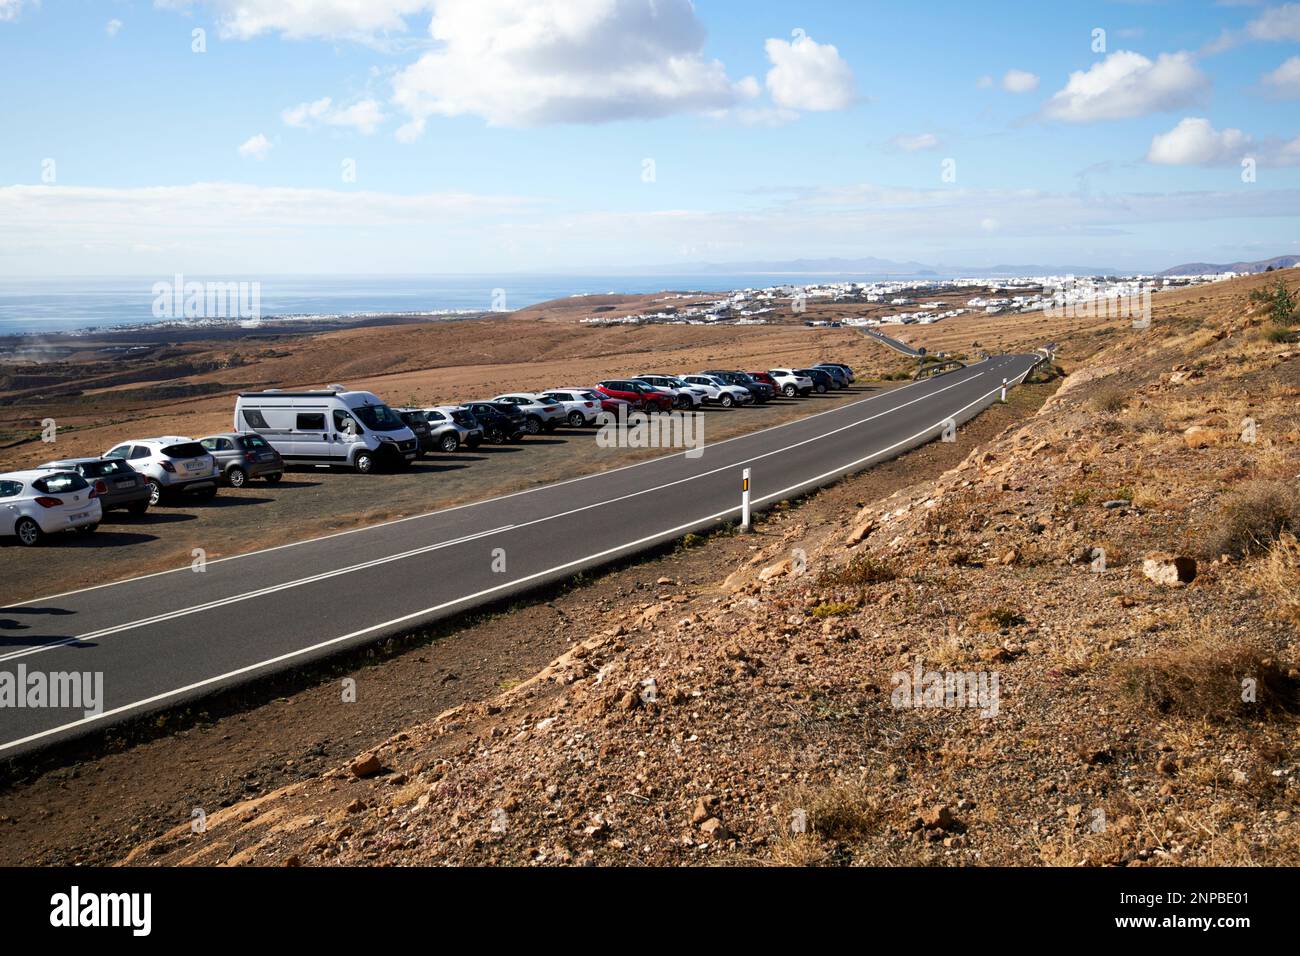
[
  {"left": 463, "top": 402, "right": 527, "bottom": 444},
  {"left": 395, "top": 409, "right": 436, "bottom": 455},
  {"left": 795, "top": 367, "right": 835, "bottom": 394},
  {"left": 705, "top": 370, "right": 774, "bottom": 404}
]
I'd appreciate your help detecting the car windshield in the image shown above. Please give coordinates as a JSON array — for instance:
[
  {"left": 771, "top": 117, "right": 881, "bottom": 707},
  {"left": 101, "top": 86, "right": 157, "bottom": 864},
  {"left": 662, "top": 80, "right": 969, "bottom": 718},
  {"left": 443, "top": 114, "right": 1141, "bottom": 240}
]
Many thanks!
[
  {"left": 163, "top": 442, "right": 208, "bottom": 458},
  {"left": 353, "top": 404, "right": 405, "bottom": 432},
  {"left": 79, "top": 459, "right": 133, "bottom": 478}
]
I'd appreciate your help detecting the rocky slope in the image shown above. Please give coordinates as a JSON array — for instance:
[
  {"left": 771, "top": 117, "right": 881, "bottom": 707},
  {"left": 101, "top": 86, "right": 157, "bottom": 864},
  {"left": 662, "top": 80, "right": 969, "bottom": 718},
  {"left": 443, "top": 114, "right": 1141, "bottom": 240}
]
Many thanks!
[{"left": 122, "top": 273, "right": 1300, "bottom": 867}]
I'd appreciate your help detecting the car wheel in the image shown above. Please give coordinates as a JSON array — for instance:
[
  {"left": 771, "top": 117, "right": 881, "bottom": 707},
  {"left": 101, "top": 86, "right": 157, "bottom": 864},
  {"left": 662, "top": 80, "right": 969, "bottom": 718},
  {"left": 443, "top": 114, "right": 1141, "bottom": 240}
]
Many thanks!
[
  {"left": 675, "top": 396, "right": 690, "bottom": 410},
  {"left": 354, "top": 452, "right": 375, "bottom": 474},
  {"left": 265, "top": 472, "right": 283, "bottom": 484},
  {"left": 719, "top": 394, "right": 734, "bottom": 408},
  {"left": 783, "top": 384, "right": 796, "bottom": 397},
  {"left": 489, "top": 431, "right": 507, "bottom": 445},
  {"left": 15, "top": 517, "right": 42, "bottom": 547},
  {"left": 146, "top": 479, "right": 163, "bottom": 505},
  {"left": 525, "top": 417, "right": 542, "bottom": 435},
  {"left": 439, "top": 432, "right": 460, "bottom": 453},
  {"left": 227, "top": 466, "right": 247, "bottom": 488},
  {"left": 128, "top": 500, "right": 149, "bottom": 516},
  {"left": 568, "top": 411, "right": 586, "bottom": 427},
  {"left": 816, "top": 383, "right": 827, "bottom": 394}
]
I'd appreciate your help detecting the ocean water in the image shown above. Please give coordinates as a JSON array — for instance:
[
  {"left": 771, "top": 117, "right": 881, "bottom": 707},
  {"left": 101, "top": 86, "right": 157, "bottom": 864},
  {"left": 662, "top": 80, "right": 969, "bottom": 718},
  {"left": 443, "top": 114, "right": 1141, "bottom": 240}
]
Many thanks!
[{"left": 0, "top": 273, "right": 881, "bottom": 336}]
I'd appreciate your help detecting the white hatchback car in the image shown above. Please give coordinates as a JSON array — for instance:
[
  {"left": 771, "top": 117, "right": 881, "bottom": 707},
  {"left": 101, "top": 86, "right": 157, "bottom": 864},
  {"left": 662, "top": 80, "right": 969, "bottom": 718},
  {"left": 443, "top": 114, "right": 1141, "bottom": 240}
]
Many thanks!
[
  {"left": 682, "top": 374, "right": 753, "bottom": 408},
  {"left": 539, "top": 389, "right": 602, "bottom": 427},
  {"left": 104, "top": 437, "right": 219, "bottom": 505},
  {"left": 0, "top": 469, "right": 103, "bottom": 546}
]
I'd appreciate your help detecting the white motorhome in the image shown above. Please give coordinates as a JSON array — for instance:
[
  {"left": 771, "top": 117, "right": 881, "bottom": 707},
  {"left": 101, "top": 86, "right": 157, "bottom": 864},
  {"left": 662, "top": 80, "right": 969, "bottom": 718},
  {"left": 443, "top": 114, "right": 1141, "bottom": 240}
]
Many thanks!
[{"left": 233, "top": 386, "right": 419, "bottom": 473}]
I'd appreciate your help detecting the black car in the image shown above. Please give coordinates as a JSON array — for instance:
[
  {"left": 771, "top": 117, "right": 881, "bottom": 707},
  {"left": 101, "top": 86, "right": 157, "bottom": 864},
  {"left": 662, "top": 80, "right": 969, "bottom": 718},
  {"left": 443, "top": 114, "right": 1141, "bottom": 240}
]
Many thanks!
[
  {"left": 463, "top": 402, "right": 526, "bottom": 444},
  {"left": 37, "top": 456, "right": 150, "bottom": 515},
  {"left": 396, "top": 409, "right": 436, "bottom": 455},
  {"left": 794, "top": 368, "right": 835, "bottom": 394},
  {"left": 704, "top": 370, "right": 774, "bottom": 403},
  {"left": 814, "top": 364, "right": 849, "bottom": 389}
]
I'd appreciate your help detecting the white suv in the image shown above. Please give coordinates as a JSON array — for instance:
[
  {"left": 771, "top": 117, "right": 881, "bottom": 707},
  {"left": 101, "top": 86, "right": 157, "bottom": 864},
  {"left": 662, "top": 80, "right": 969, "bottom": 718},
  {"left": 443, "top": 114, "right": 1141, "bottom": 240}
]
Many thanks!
[
  {"left": 491, "top": 394, "right": 567, "bottom": 434},
  {"left": 540, "top": 389, "right": 602, "bottom": 426},
  {"left": 682, "top": 374, "right": 752, "bottom": 408},
  {"left": 768, "top": 368, "right": 815, "bottom": 397},
  {"left": 0, "top": 469, "right": 103, "bottom": 546},
  {"left": 104, "top": 437, "right": 219, "bottom": 505},
  {"left": 632, "top": 375, "right": 707, "bottom": 409}
]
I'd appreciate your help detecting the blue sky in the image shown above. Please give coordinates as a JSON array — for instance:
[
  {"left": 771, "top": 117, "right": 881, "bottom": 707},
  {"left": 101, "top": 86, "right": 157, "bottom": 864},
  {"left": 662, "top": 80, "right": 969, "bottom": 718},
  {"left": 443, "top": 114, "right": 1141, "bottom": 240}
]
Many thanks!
[{"left": 1, "top": 0, "right": 1298, "bottom": 275}]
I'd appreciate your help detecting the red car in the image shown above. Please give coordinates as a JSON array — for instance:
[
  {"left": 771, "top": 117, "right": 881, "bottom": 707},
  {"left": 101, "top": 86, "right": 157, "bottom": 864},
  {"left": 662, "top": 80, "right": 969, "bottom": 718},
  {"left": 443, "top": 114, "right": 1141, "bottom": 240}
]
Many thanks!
[
  {"left": 596, "top": 379, "right": 674, "bottom": 412},
  {"left": 748, "top": 371, "right": 779, "bottom": 391}
]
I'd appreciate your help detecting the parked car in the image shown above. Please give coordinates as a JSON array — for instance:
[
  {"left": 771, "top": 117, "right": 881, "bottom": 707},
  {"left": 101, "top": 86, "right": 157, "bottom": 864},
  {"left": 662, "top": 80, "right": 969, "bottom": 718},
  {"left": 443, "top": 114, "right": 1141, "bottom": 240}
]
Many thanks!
[
  {"left": 234, "top": 386, "right": 419, "bottom": 474},
  {"left": 37, "top": 457, "right": 151, "bottom": 515},
  {"left": 596, "top": 380, "right": 675, "bottom": 412},
  {"left": 681, "top": 374, "right": 753, "bottom": 408},
  {"left": 198, "top": 432, "right": 285, "bottom": 487},
  {"left": 818, "top": 362, "right": 856, "bottom": 384},
  {"left": 462, "top": 402, "right": 526, "bottom": 444},
  {"left": 767, "top": 368, "right": 815, "bottom": 397},
  {"left": 705, "top": 370, "right": 774, "bottom": 404},
  {"left": 0, "top": 469, "right": 102, "bottom": 546},
  {"left": 421, "top": 407, "right": 481, "bottom": 451},
  {"left": 568, "top": 388, "right": 631, "bottom": 417},
  {"left": 794, "top": 367, "right": 836, "bottom": 394},
  {"left": 814, "top": 364, "right": 849, "bottom": 389},
  {"left": 395, "top": 409, "right": 436, "bottom": 456},
  {"left": 746, "top": 371, "right": 780, "bottom": 392},
  {"left": 103, "top": 437, "right": 219, "bottom": 505},
  {"left": 539, "top": 389, "right": 602, "bottom": 426},
  {"left": 491, "top": 393, "right": 566, "bottom": 434},
  {"left": 632, "top": 374, "right": 707, "bottom": 409}
]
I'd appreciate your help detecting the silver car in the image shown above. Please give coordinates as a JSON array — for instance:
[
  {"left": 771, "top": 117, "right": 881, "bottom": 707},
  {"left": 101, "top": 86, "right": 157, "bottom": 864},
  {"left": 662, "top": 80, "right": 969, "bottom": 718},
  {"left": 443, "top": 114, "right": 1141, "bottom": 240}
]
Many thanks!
[
  {"left": 423, "top": 406, "right": 483, "bottom": 451},
  {"left": 103, "top": 437, "right": 219, "bottom": 505},
  {"left": 199, "top": 432, "right": 285, "bottom": 487}
]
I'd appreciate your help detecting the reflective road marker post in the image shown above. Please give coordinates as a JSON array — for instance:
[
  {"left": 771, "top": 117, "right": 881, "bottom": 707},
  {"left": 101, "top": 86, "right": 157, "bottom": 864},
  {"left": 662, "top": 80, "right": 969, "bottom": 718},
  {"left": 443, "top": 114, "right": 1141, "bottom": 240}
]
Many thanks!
[
  {"left": 741, "top": 468, "right": 752, "bottom": 532},
  {"left": 1000, "top": 378, "right": 1008, "bottom": 402}
]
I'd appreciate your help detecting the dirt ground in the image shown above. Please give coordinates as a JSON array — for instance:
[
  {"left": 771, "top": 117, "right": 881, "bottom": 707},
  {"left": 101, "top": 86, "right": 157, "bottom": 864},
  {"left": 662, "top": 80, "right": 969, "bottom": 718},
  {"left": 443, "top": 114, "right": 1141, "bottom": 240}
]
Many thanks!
[{"left": 0, "top": 382, "right": 1050, "bottom": 866}]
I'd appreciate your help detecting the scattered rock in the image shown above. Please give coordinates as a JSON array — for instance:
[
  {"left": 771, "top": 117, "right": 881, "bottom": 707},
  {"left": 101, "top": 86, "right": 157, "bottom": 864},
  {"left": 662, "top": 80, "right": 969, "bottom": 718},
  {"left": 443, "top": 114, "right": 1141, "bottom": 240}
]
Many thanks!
[{"left": 1142, "top": 553, "right": 1197, "bottom": 587}]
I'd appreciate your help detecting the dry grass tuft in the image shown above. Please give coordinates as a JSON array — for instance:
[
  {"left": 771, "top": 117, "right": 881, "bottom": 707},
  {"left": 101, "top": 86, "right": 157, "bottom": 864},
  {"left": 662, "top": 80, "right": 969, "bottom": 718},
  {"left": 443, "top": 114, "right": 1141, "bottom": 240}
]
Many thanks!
[
  {"left": 1199, "top": 479, "right": 1300, "bottom": 558},
  {"left": 1112, "top": 631, "right": 1296, "bottom": 721},
  {"left": 1262, "top": 533, "right": 1300, "bottom": 626}
]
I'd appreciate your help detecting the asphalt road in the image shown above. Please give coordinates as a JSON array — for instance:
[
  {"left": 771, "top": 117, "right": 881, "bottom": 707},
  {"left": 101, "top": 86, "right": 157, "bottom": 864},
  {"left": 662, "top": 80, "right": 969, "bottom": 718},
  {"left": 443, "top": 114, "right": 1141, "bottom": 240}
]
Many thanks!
[
  {"left": 0, "top": 354, "right": 1040, "bottom": 756},
  {"left": 859, "top": 327, "right": 924, "bottom": 357}
]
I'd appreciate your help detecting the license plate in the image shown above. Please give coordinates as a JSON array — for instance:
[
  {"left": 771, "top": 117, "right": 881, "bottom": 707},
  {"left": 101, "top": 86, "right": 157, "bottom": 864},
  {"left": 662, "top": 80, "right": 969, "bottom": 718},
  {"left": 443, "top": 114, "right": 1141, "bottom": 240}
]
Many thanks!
[
  {"left": 69, "top": 511, "right": 90, "bottom": 521},
  {"left": 115, "top": 479, "right": 134, "bottom": 489},
  {"left": 258, "top": 454, "right": 274, "bottom": 461},
  {"left": 405, "top": 453, "right": 416, "bottom": 460}
]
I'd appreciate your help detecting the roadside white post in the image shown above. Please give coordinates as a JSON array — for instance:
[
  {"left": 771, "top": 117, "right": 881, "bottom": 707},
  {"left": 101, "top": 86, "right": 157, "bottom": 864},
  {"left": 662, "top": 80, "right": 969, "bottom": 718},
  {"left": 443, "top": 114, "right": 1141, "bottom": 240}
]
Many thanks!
[
  {"left": 741, "top": 468, "right": 752, "bottom": 532},
  {"left": 1000, "top": 378, "right": 1008, "bottom": 402}
]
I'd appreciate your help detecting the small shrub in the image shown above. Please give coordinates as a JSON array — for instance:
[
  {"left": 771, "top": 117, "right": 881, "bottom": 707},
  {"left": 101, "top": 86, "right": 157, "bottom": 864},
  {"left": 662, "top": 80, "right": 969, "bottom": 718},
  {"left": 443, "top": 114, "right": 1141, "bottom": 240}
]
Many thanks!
[
  {"left": 1262, "top": 533, "right": 1300, "bottom": 626},
  {"left": 1200, "top": 480, "right": 1300, "bottom": 557},
  {"left": 817, "top": 555, "right": 896, "bottom": 587},
  {"left": 1091, "top": 384, "right": 1128, "bottom": 414},
  {"left": 981, "top": 606, "right": 1026, "bottom": 629},
  {"left": 1113, "top": 635, "right": 1295, "bottom": 721}
]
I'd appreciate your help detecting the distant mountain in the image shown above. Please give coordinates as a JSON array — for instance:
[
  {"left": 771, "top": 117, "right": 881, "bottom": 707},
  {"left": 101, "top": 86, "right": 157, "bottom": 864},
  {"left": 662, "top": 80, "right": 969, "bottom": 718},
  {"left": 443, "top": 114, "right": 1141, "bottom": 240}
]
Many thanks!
[
  {"left": 632, "top": 256, "right": 1119, "bottom": 278},
  {"left": 1159, "top": 255, "right": 1300, "bottom": 277}
]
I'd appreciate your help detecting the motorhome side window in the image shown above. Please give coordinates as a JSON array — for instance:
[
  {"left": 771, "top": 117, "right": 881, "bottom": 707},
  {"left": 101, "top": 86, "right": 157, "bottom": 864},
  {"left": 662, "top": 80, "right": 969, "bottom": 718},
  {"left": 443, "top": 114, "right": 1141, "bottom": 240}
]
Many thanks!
[
  {"left": 297, "top": 413, "right": 327, "bottom": 431},
  {"left": 242, "top": 409, "right": 269, "bottom": 430},
  {"left": 333, "top": 410, "right": 360, "bottom": 434}
]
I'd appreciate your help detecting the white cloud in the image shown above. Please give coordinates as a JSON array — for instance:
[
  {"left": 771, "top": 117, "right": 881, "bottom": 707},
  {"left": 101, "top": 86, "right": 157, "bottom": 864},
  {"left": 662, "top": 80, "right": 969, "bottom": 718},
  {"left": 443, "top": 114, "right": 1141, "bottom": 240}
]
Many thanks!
[
  {"left": 1001, "top": 69, "right": 1039, "bottom": 93},
  {"left": 159, "top": 0, "right": 435, "bottom": 41},
  {"left": 1246, "top": 3, "right": 1300, "bottom": 42},
  {"left": 283, "top": 96, "right": 385, "bottom": 134},
  {"left": 763, "top": 31, "right": 857, "bottom": 111},
  {"left": 392, "top": 0, "right": 738, "bottom": 129},
  {"left": 237, "top": 133, "right": 273, "bottom": 160},
  {"left": 1147, "top": 117, "right": 1251, "bottom": 165},
  {"left": 1146, "top": 116, "right": 1300, "bottom": 167},
  {"left": 1262, "top": 55, "right": 1300, "bottom": 96},
  {"left": 891, "top": 132, "right": 939, "bottom": 152},
  {"left": 0, "top": 0, "right": 32, "bottom": 22},
  {"left": 106, "top": 18, "right": 122, "bottom": 36},
  {"left": 1042, "top": 50, "right": 1207, "bottom": 122}
]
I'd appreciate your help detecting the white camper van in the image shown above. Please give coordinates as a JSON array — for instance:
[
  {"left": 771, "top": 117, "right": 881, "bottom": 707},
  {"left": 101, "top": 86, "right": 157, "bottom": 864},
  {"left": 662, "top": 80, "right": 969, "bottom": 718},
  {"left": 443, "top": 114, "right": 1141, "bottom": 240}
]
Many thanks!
[{"left": 233, "top": 386, "right": 419, "bottom": 474}]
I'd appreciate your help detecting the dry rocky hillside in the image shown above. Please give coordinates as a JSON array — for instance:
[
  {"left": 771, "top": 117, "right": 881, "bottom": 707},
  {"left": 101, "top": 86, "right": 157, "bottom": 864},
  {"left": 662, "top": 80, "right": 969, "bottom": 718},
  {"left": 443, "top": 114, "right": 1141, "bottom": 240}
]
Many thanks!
[{"left": 123, "top": 272, "right": 1300, "bottom": 867}]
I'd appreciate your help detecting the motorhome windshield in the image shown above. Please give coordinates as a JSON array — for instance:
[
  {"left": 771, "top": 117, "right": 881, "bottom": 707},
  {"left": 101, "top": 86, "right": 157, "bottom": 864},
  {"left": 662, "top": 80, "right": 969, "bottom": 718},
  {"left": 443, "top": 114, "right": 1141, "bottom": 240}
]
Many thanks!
[{"left": 353, "top": 404, "right": 405, "bottom": 432}]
